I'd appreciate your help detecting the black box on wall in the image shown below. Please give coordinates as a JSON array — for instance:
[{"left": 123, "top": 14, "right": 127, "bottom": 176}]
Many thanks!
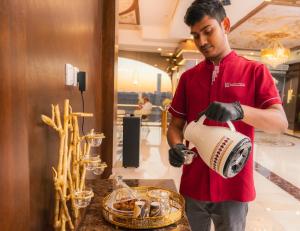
[
  {"left": 122, "top": 116, "right": 141, "bottom": 168},
  {"left": 77, "top": 71, "right": 86, "bottom": 92}
]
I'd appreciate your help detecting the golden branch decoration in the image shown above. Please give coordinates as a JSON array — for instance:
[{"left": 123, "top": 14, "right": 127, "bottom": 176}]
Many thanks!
[{"left": 41, "top": 99, "right": 106, "bottom": 231}]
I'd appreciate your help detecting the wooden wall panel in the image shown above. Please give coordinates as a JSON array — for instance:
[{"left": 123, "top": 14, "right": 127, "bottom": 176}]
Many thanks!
[
  {"left": 0, "top": 0, "right": 116, "bottom": 230},
  {"left": 284, "top": 63, "right": 300, "bottom": 131},
  {"left": 26, "top": 1, "right": 100, "bottom": 229},
  {"left": 99, "top": 0, "right": 117, "bottom": 178},
  {"left": 0, "top": 1, "right": 30, "bottom": 230}
]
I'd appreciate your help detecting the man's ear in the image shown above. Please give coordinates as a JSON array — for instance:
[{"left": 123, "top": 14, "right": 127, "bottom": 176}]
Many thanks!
[{"left": 222, "top": 17, "right": 231, "bottom": 34}]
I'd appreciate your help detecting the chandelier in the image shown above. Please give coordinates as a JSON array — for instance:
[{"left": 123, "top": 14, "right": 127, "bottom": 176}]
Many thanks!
[{"left": 261, "top": 39, "right": 290, "bottom": 68}]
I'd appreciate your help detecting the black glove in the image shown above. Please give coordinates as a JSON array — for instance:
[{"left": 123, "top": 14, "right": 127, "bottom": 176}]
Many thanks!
[
  {"left": 169, "top": 144, "right": 187, "bottom": 167},
  {"left": 204, "top": 101, "right": 244, "bottom": 122}
]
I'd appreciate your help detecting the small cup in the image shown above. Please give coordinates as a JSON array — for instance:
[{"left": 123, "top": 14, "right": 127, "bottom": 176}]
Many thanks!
[
  {"left": 182, "top": 150, "right": 196, "bottom": 165},
  {"left": 133, "top": 200, "right": 147, "bottom": 218},
  {"left": 149, "top": 201, "right": 161, "bottom": 217},
  {"left": 159, "top": 191, "right": 171, "bottom": 216}
]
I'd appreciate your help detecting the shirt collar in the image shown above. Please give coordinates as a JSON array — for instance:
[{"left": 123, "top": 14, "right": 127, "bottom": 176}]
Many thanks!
[{"left": 205, "top": 50, "right": 237, "bottom": 67}]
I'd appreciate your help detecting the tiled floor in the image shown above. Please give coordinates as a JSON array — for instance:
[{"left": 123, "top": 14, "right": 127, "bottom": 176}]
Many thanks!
[{"left": 113, "top": 126, "right": 300, "bottom": 231}]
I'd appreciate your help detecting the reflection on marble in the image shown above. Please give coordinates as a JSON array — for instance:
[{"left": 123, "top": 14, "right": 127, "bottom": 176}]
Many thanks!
[
  {"left": 255, "top": 162, "right": 300, "bottom": 201},
  {"left": 113, "top": 127, "right": 300, "bottom": 230},
  {"left": 255, "top": 132, "right": 295, "bottom": 147},
  {"left": 114, "top": 126, "right": 182, "bottom": 190},
  {"left": 254, "top": 132, "right": 300, "bottom": 189},
  {"left": 253, "top": 173, "right": 300, "bottom": 231}
]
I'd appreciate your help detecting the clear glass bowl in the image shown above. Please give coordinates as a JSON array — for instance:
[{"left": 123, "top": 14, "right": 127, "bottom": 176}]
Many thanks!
[
  {"left": 74, "top": 188, "right": 94, "bottom": 208},
  {"left": 92, "top": 163, "right": 107, "bottom": 175},
  {"left": 83, "top": 155, "right": 101, "bottom": 170},
  {"left": 90, "top": 137, "right": 102, "bottom": 147},
  {"left": 86, "top": 131, "right": 104, "bottom": 147}
]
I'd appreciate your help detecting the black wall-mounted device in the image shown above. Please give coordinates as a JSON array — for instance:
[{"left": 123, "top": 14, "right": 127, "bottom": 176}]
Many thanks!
[{"left": 77, "top": 71, "right": 86, "bottom": 92}]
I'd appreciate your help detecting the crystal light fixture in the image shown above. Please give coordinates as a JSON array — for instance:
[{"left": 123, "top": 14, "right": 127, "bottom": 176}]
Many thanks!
[{"left": 261, "top": 39, "right": 290, "bottom": 68}]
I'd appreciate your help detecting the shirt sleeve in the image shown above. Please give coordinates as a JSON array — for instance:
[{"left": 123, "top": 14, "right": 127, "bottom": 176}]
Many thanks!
[
  {"left": 168, "top": 73, "right": 187, "bottom": 119},
  {"left": 254, "top": 64, "right": 282, "bottom": 109}
]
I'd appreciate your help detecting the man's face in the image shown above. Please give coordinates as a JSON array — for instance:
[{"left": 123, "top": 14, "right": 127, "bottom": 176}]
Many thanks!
[{"left": 190, "top": 15, "right": 229, "bottom": 60}]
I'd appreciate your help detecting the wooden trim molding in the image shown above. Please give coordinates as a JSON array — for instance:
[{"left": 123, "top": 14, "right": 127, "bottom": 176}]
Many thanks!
[
  {"left": 291, "top": 45, "right": 300, "bottom": 51},
  {"left": 231, "top": 2, "right": 268, "bottom": 32},
  {"left": 119, "top": 0, "right": 137, "bottom": 15},
  {"left": 271, "top": 0, "right": 300, "bottom": 7},
  {"left": 119, "top": 0, "right": 140, "bottom": 25},
  {"left": 135, "top": 0, "right": 140, "bottom": 25}
]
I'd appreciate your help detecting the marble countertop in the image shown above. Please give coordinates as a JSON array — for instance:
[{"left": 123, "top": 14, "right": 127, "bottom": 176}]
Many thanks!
[{"left": 76, "top": 179, "right": 191, "bottom": 231}]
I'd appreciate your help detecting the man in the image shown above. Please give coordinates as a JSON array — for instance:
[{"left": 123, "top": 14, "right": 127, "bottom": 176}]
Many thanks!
[
  {"left": 167, "top": 1, "right": 288, "bottom": 231},
  {"left": 134, "top": 96, "right": 153, "bottom": 117}
]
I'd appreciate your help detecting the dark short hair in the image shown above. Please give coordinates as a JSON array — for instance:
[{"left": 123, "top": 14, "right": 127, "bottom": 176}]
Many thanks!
[{"left": 184, "top": 0, "right": 226, "bottom": 26}]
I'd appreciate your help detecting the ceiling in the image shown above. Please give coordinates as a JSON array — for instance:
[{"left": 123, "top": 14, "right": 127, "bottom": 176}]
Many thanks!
[
  {"left": 118, "top": 0, "right": 300, "bottom": 63},
  {"left": 230, "top": 3, "right": 300, "bottom": 50}
]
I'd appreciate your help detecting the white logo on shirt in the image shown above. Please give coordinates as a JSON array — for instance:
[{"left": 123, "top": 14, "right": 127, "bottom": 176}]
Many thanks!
[{"left": 224, "top": 82, "right": 245, "bottom": 88}]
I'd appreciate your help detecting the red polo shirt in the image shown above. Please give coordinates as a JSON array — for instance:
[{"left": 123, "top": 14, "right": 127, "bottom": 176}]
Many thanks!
[{"left": 169, "top": 51, "right": 282, "bottom": 202}]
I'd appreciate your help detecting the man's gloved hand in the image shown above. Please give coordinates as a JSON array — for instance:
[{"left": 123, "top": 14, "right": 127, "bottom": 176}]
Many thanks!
[
  {"left": 204, "top": 101, "right": 244, "bottom": 122},
  {"left": 169, "top": 144, "right": 188, "bottom": 167}
]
